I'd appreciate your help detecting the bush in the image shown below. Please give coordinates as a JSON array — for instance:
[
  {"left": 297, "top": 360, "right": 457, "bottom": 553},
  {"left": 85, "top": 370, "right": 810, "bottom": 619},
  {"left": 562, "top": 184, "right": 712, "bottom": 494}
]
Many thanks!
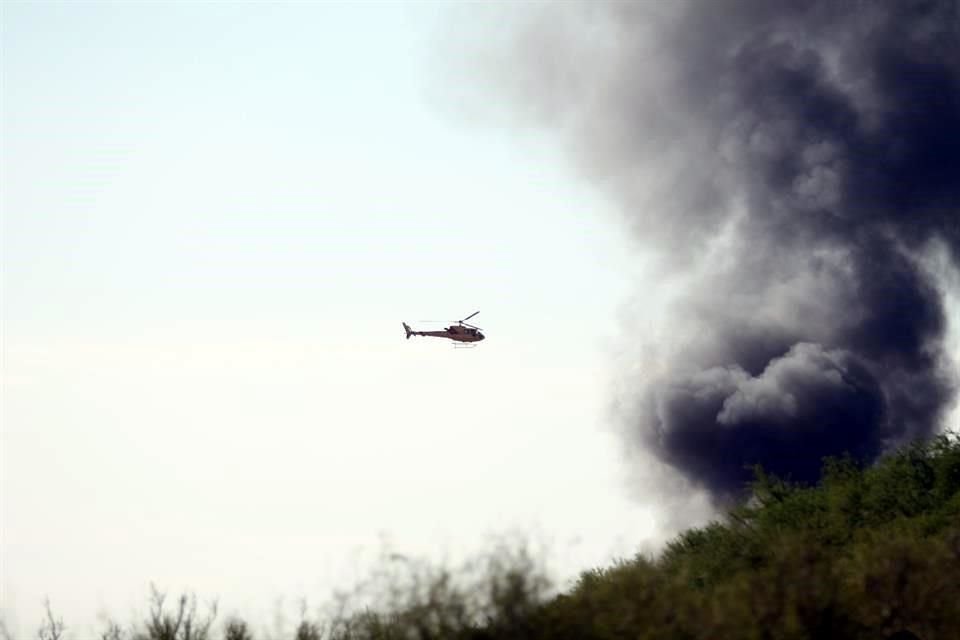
[{"left": 20, "top": 432, "right": 960, "bottom": 640}]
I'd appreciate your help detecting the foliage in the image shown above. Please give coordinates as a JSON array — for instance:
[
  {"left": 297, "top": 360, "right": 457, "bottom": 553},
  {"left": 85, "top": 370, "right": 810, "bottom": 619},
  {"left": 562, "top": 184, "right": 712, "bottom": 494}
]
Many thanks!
[
  {"left": 36, "top": 601, "right": 65, "bottom": 640},
  {"left": 20, "top": 433, "right": 960, "bottom": 639},
  {"left": 223, "top": 620, "right": 253, "bottom": 640},
  {"left": 528, "top": 432, "right": 960, "bottom": 640}
]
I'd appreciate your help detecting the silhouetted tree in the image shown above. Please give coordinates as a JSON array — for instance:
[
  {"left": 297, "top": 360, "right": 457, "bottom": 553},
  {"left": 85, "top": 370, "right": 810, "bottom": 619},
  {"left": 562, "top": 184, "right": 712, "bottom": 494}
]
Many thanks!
[
  {"left": 223, "top": 619, "right": 253, "bottom": 640},
  {"left": 133, "top": 585, "right": 217, "bottom": 640},
  {"left": 37, "top": 600, "right": 65, "bottom": 640}
]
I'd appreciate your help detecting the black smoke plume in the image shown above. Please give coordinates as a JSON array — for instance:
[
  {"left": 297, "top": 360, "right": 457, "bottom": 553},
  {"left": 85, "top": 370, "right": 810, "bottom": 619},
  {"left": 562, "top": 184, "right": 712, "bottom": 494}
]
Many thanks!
[{"left": 458, "top": 0, "right": 960, "bottom": 502}]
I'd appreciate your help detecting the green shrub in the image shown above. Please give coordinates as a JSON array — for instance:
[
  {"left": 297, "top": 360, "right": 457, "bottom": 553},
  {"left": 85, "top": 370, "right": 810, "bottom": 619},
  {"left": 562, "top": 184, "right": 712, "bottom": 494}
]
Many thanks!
[{"left": 22, "top": 432, "right": 960, "bottom": 640}]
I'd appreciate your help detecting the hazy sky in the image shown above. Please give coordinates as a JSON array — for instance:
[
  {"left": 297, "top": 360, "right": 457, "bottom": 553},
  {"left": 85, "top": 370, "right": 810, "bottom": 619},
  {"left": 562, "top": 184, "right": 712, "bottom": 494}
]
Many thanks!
[{"left": 2, "top": 2, "right": 669, "bottom": 636}]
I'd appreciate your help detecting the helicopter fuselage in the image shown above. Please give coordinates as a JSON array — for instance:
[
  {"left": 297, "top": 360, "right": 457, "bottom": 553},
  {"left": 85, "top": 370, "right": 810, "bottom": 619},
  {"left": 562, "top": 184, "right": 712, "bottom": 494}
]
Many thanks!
[
  {"left": 417, "top": 327, "right": 484, "bottom": 342},
  {"left": 403, "top": 322, "right": 484, "bottom": 343}
]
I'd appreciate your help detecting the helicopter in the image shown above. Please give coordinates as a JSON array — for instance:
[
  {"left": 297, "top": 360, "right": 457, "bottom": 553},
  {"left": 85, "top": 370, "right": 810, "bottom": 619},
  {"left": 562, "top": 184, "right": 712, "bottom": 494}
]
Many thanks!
[{"left": 403, "top": 311, "right": 485, "bottom": 345}]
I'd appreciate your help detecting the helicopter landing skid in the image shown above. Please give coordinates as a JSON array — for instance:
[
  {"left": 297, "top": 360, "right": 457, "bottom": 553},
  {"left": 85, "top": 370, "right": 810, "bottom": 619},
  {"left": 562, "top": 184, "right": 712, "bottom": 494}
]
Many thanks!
[{"left": 453, "top": 342, "right": 477, "bottom": 349}]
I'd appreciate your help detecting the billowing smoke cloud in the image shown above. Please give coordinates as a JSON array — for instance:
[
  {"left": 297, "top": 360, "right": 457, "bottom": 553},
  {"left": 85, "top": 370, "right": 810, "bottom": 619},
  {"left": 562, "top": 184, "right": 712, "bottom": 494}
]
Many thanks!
[{"left": 454, "top": 0, "right": 960, "bottom": 502}]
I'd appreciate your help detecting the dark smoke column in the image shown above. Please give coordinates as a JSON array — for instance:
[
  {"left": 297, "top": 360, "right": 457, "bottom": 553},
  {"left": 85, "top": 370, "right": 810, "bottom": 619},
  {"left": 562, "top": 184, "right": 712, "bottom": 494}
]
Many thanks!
[{"left": 473, "top": 0, "right": 960, "bottom": 502}]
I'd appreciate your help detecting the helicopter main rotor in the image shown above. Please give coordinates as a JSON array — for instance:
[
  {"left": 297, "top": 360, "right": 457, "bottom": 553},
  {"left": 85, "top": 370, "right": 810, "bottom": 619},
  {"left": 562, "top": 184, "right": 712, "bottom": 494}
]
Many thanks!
[
  {"left": 457, "top": 311, "right": 481, "bottom": 330},
  {"left": 413, "top": 311, "right": 482, "bottom": 331}
]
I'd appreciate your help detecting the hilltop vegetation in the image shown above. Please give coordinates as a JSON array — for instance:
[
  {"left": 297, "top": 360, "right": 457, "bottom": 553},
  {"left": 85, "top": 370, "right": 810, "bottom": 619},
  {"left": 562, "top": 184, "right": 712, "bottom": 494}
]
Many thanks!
[
  {"left": 15, "top": 434, "right": 960, "bottom": 640},
  {"left": 533, "top": 433, "right": 960, "bottom": 639}
]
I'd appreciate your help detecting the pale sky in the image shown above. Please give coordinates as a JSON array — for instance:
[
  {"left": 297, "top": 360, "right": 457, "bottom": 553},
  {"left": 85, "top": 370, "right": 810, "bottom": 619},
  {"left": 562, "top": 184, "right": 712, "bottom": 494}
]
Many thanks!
[{"left": 2, "top": 2, "right": 674, "bottom": 637}]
